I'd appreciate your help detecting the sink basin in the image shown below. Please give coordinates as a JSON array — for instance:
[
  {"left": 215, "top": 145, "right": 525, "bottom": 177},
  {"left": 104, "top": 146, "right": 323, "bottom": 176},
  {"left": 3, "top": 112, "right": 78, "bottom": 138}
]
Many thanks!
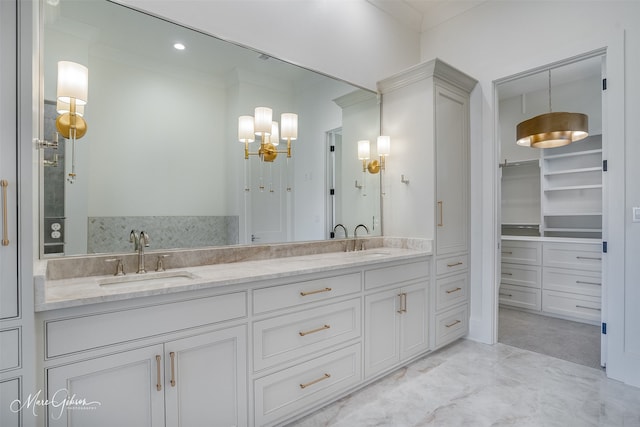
[
  {"left": 348, "top": 250, "right": 393, "bottom": 257},
  {"left": 98, "top": 270, "right": 199, "bottom": 288}
]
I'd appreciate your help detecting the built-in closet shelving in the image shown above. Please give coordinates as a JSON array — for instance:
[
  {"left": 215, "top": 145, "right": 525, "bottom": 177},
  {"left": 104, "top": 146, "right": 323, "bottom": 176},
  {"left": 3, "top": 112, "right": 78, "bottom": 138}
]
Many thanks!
[{"left": 541, "top": 134, "right": 603, "bottom": 238}]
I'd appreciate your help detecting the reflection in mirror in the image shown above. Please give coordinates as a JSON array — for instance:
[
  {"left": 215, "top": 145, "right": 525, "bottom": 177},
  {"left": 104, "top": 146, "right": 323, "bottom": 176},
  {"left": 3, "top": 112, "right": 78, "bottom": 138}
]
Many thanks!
[{"left": 41, "top": 0, "right": 380, "bottom": 257}]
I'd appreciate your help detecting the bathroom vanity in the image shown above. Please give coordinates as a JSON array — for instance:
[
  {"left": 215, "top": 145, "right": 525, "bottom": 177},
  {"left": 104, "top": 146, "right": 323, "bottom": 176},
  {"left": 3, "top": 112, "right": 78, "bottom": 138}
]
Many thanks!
[{"left": 34, "top": 239, "right": 468, "bottom": 426}]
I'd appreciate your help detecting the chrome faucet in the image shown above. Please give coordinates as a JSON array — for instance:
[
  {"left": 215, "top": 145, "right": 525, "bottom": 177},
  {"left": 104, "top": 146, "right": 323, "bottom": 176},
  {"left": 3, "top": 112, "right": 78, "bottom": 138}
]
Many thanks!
[
  {"left": 129, "top": 230, "right": 150, "bottom": 273},
  {"left": 353, "top": 224, "right": 369, "bottom": 251},
  {"left": 333, "top": 224, "right": 349, "bottom": 252}
]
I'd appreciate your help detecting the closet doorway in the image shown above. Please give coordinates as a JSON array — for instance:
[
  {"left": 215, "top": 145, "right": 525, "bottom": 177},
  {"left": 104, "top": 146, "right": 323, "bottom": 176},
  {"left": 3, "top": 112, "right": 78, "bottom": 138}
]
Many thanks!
[{"left": 495, "top": 52, "right": 605, "bottom": 370}]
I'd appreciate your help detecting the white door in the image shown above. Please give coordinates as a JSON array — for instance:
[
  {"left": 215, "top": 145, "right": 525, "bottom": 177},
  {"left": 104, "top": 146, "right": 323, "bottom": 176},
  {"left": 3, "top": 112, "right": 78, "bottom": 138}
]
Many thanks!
[
  {"left": 249, "top": 156, "right": 289, "bottom": 244},
  {"left": 364, "top": 288, "right": 401, "bottom": 378},
  {"left": 47, "top": 345, "right": 165, "bottom": 427},
  {"left": 435, "top": 83, "right": 469, "bottom": 256},
  {"left": 400, "top": 281, "right": 429, "bottom": 360},
  {"left": 164, "top": 326, "right": 247, "bottom": 427}
]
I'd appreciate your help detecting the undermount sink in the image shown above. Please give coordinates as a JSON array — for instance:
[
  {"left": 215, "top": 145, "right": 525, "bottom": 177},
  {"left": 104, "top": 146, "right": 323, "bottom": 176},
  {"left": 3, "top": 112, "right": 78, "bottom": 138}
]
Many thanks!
[
  {"left": 347, "top": 250, "right": 393, "bottom": 257},
  {"left": 98, "top": 270, "right": 199, "bottom": 288}
]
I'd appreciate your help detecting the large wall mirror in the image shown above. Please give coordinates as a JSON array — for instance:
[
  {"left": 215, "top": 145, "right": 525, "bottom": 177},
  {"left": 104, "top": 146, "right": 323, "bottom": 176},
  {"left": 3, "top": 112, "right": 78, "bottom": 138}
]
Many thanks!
[{"left": 40, "top": 0, "right": 381, "bottom": 257}]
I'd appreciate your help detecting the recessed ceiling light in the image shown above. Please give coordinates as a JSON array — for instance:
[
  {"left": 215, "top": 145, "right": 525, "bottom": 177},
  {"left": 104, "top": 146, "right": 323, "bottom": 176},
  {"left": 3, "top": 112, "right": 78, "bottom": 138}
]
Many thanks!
[{"left": 173, "top": 43, "right": 185, "bottom": 51}]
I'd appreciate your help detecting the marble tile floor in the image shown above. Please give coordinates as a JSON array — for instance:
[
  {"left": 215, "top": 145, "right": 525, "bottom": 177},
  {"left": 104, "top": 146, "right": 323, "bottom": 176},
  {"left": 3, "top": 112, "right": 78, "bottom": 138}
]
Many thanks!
[{"left": 289, "top": 340, "right": 640, "bottom": 426}]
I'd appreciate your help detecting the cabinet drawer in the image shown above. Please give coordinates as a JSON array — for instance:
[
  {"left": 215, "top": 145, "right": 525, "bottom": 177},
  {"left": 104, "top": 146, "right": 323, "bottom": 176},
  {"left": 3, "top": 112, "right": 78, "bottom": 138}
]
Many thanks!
[
  {"left": 253, "top": 299, "right": 361, "bottom": 371},
  {"left": 542, "top": 290, "right": 601, "bottom": 323},
  {"left": 435, "top": 273, "right": 468, "bottom": 311},
  {"left": 254, "top": 273, "right": 361, "bottom": 314},
  {"left": 46, "top": 292, "right": 247, "bottom": 358},
  {"left": 501, "top": 240, "right": 541, "bottom": 265},
  {"left": 0, "top": 328, "right": 20, "bottom": 371},
  {"left": 434, "top": 304, "right": 468, "bottom": 348},
  {"left": 499, "top": 284, "right": 541, "bottom": 311},
  {"left": 364, "top": 260, "right": 429, "bottom": 290},
  {"left": 543, "top": 267, "right": 601, "bottom": 297},
  {"left": 254, "top": 343, "right": 361, "bottom": 426},
  {"left": 435, "top": 254, "right": 468, "bottom": 276},
  {"left": 542, "top": 242, "right": 601, "bottom": 271},
  {"left": 501, "top": 264, "right": 541, "bottom": 289}
]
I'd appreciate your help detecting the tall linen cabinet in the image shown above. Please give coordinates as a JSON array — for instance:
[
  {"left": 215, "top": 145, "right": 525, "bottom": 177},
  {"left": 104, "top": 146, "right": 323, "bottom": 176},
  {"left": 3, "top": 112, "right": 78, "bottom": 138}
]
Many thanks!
[{"left": 378, "top": 59, "right": 476, "bottom": 349}]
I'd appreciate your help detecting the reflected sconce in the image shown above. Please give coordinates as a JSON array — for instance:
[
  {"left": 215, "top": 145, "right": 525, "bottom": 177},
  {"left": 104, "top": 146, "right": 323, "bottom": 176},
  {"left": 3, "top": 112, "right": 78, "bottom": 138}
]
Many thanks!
[
  {"left": 516, "top": 69, "right": 588, "bottom": 149},
  {"left": 55, "top": 61, "right": 89, "bottom": 182},
  {"left": 238, "top": 108, "right": 298, "bottom": 192}
]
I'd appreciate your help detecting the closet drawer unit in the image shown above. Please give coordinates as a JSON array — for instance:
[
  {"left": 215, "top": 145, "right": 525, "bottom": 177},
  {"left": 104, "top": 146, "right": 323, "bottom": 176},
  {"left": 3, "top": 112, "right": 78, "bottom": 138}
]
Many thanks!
[
  {"left": 364, "top": 260, "right": 429, "bottom": 290},
  {"left": 254, "top": 343, "right": 361, "bottom": 426},
  {"left": 435, "top": 254, "right": 468, "bottom": 276},
  {"left": 46, "top": 291, "right": 247, "bottom": 358},
  {"left": 435, "top": 273, "right": 468, "bottom": 311},
  {"left": 501, "top": 264, "right": 541, "bottom": 289},
  {"left": 542, "top": 242, "right": 601, "bottom": 272},
  {"left": 501, "top": 240, "right": 541, "bottom": 266},
  {"left": 0, "top": 328, "right": 20, "bottom": 371},
  {"left": 542, "top": 290, "right": 601, "bottom": 323},
  {"left": 499, "top": 284, "right": 541, "bottom": 311},
  {"left": 434, "top": 304, "right": 468, "bottom": 348},
  {"left": 253, "top": 298, "right": 361, "bottom": 371},
  {"left": 543, "top": 267, "right": 601, "bottom": 297},
  {"left": 254, "top": 272, "right": 361, "bottom": 314}
]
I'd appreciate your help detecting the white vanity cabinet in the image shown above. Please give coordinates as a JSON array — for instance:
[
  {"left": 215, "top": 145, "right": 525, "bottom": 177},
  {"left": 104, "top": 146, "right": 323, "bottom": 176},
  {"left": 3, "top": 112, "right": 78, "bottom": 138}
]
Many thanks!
[
  {"left": 363, "top": 260, "right": 430, "bottom": 378},
  {"left": 41, "top": 291, "right": 249, "bottom": 427}
]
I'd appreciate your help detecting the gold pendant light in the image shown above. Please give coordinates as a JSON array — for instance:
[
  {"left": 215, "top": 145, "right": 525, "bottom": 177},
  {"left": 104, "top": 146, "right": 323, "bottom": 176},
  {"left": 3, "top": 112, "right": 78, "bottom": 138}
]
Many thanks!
[{"left": 516, "top": 69, "right": 588, "bottom": 148}]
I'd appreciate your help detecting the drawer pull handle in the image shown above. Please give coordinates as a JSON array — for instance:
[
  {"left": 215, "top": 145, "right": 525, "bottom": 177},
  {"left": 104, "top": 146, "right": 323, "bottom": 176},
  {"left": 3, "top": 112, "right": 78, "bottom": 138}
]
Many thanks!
[
  {"left": 1, "top": 180, "right": 8, "bottom": 246},
  {"left": 300, "top": 373, "right": 331, "bottom": 389},
  {"left": 576, "top": 305, "right": 601, "bottom": 311},
  {"left": 155, "top": 355, "right": 162, "bottom": 391},
  {"left": 299, "top": 324, "right": 331, "bottom": 336},
  {"left": 576, "top": 256, "right": 602, "bottom": 261},
  {"left": 502, "top": 272, "right": 513, "bottom": 276},
  {"left": 446, "top": 287, "right": 462, "bottom": 294},
  {"left": 499, "top": 293, "right": 513, "bottom": 297},
  {"left": 169, "top": 351, "right": 176, "bottom": 387},
  {"left": 397, "top": 292, "right": 407, "bottom": 313},
  {"left": 300, "top": 287, "right": 332, "bottom": 296},
  {"left": 445, "top": 319, "right": 461, "bottom": 328},
  {"left": 576, "top": 280, "right": 601, "bottom": 286},
  {"left": 447, "top": 261, "right": 463, "bottom": 268},
  {"left": 501, "top": 251, "right": 513, "bottom": 255}
]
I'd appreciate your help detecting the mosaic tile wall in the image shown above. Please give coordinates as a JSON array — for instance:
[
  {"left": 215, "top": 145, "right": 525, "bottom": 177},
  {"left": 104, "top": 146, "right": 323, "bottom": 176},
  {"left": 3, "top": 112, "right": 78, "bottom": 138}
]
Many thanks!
[{"left": 87, "top": 216, "right": 239, "bottom": 254}]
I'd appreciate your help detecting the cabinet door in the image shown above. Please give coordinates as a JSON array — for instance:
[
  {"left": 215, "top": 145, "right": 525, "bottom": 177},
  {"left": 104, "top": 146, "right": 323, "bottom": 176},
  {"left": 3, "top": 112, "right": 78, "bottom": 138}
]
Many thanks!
[
  {"left": 435, "top": 83, "right": 469, "bottom": 256},
  {"left": 47, "top": 345, "right": 165, "bottom": 427},
  {"left": 364, "top": 288, "right": 400, "bottom": 377},
  {"left": 164, "top": 325, "right": 247, "bottom": 427},
  {"left": 0, "top": 378, "right": 20, "bottom": 427},
  {"left": 400, "top": 281, "right": 429, "bottom": 360}
]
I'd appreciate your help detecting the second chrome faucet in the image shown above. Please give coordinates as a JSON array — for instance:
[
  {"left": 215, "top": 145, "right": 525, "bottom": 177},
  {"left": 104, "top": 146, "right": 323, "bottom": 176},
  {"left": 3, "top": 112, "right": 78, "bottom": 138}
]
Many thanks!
[{"left": 130, "top": 230, "right": 150, "bottom": 273}]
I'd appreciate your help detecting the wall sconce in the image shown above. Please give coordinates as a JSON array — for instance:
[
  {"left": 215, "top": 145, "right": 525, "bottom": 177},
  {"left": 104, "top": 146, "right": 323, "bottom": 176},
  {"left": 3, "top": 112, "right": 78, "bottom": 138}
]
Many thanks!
[
  {"left": 238, "top": 107, "right": 298, "bottom": 192},
  {"left": 357, "top": 136, "right": 391, "bottom": 174},
  {"left": 55, "top": 61, "right": 88, "bottom": 183}
]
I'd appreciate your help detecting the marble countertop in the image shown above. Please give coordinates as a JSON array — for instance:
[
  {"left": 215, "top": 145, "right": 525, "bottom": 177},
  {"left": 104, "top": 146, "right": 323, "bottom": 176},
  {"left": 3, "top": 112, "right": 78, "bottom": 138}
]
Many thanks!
[{"left": 35, "top": 241, "right": 431, "bottom": 312}]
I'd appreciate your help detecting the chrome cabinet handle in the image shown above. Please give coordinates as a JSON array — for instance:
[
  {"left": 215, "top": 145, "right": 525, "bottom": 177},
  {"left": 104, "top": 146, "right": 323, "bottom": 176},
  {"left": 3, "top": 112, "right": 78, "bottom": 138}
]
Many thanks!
[
  {"left": 169, "top": 352, "right": 176, "bottom": 387},
  {"left": 501, "top": 251, "right": 513, "bottom": 255},
  {"left": 1, "top": 180, "right": 8, "bottom": 246},
  {"left": 447, "top": 261, "right": 463, "bottom": 267},
  {"left": 155, "top": 355, "right": 162, "bottom": 391},
  {"left": 299, "top": 324, "right": 331, "bottom": 336},
  {"left": 445, "top": 319, "right": 461, "bottom": 328},
  {"left": 397, "top": 292, "right": 407, "bottom": 313},
  {"left": 499, "top": 293, "right": 513, "bottom": 297},
  {"left": 437, "top": 201, "right": 443, "bottom": 227},
  {"left": 446, "top": 287, "right": 462, "bottom": 294},
  {"left": 502, "top": 272, "right": 513, "bottom": 276},
  {"left": 300, "top": 287, "right": 332, "bottom": 297},
  {"left": 300, "top": 373, "right": 330, "bottom": 389},
  {"left": 576, "top": 280, "right": 601, "bottom": 286},
  {"left": 576, "top": 256, "right": 601, "bottom": 261}
]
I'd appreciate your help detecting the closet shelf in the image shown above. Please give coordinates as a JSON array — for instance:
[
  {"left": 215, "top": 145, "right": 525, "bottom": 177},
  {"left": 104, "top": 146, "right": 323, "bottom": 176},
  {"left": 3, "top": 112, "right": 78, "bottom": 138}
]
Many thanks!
[
  {"left": 544, "top": 228, "right": 603, "bottom": 233},
  {"left": 543, "top": 166, "right": 602, "bottom": 176},
  {"left": 543, "top": 212, "right": 602, "bottom": 217},
  {"left": 544, "top": 184, "right": 602, "bottom": 192},
  {"left": 543, "top": 149, "right": 602, "bottom": 160}
]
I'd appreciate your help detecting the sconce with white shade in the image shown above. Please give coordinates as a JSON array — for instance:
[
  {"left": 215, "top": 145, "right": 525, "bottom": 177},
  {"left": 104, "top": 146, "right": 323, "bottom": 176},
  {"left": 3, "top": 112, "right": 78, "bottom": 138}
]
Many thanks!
[
  {"left": 357, "top": 136, "right": 391, "bottom": 174},
  {"left": 516, "top": 69, "right": 588, "bottom": 148},
  {"left": 237, "top": 107, "right": 298, "bottom": 192}
]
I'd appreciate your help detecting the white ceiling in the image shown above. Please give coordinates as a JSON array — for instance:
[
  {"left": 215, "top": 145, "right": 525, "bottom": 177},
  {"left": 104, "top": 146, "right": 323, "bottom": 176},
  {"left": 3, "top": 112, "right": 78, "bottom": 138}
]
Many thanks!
[{"left": 367, "top": 0, "right": 487, "bottom": 33}]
